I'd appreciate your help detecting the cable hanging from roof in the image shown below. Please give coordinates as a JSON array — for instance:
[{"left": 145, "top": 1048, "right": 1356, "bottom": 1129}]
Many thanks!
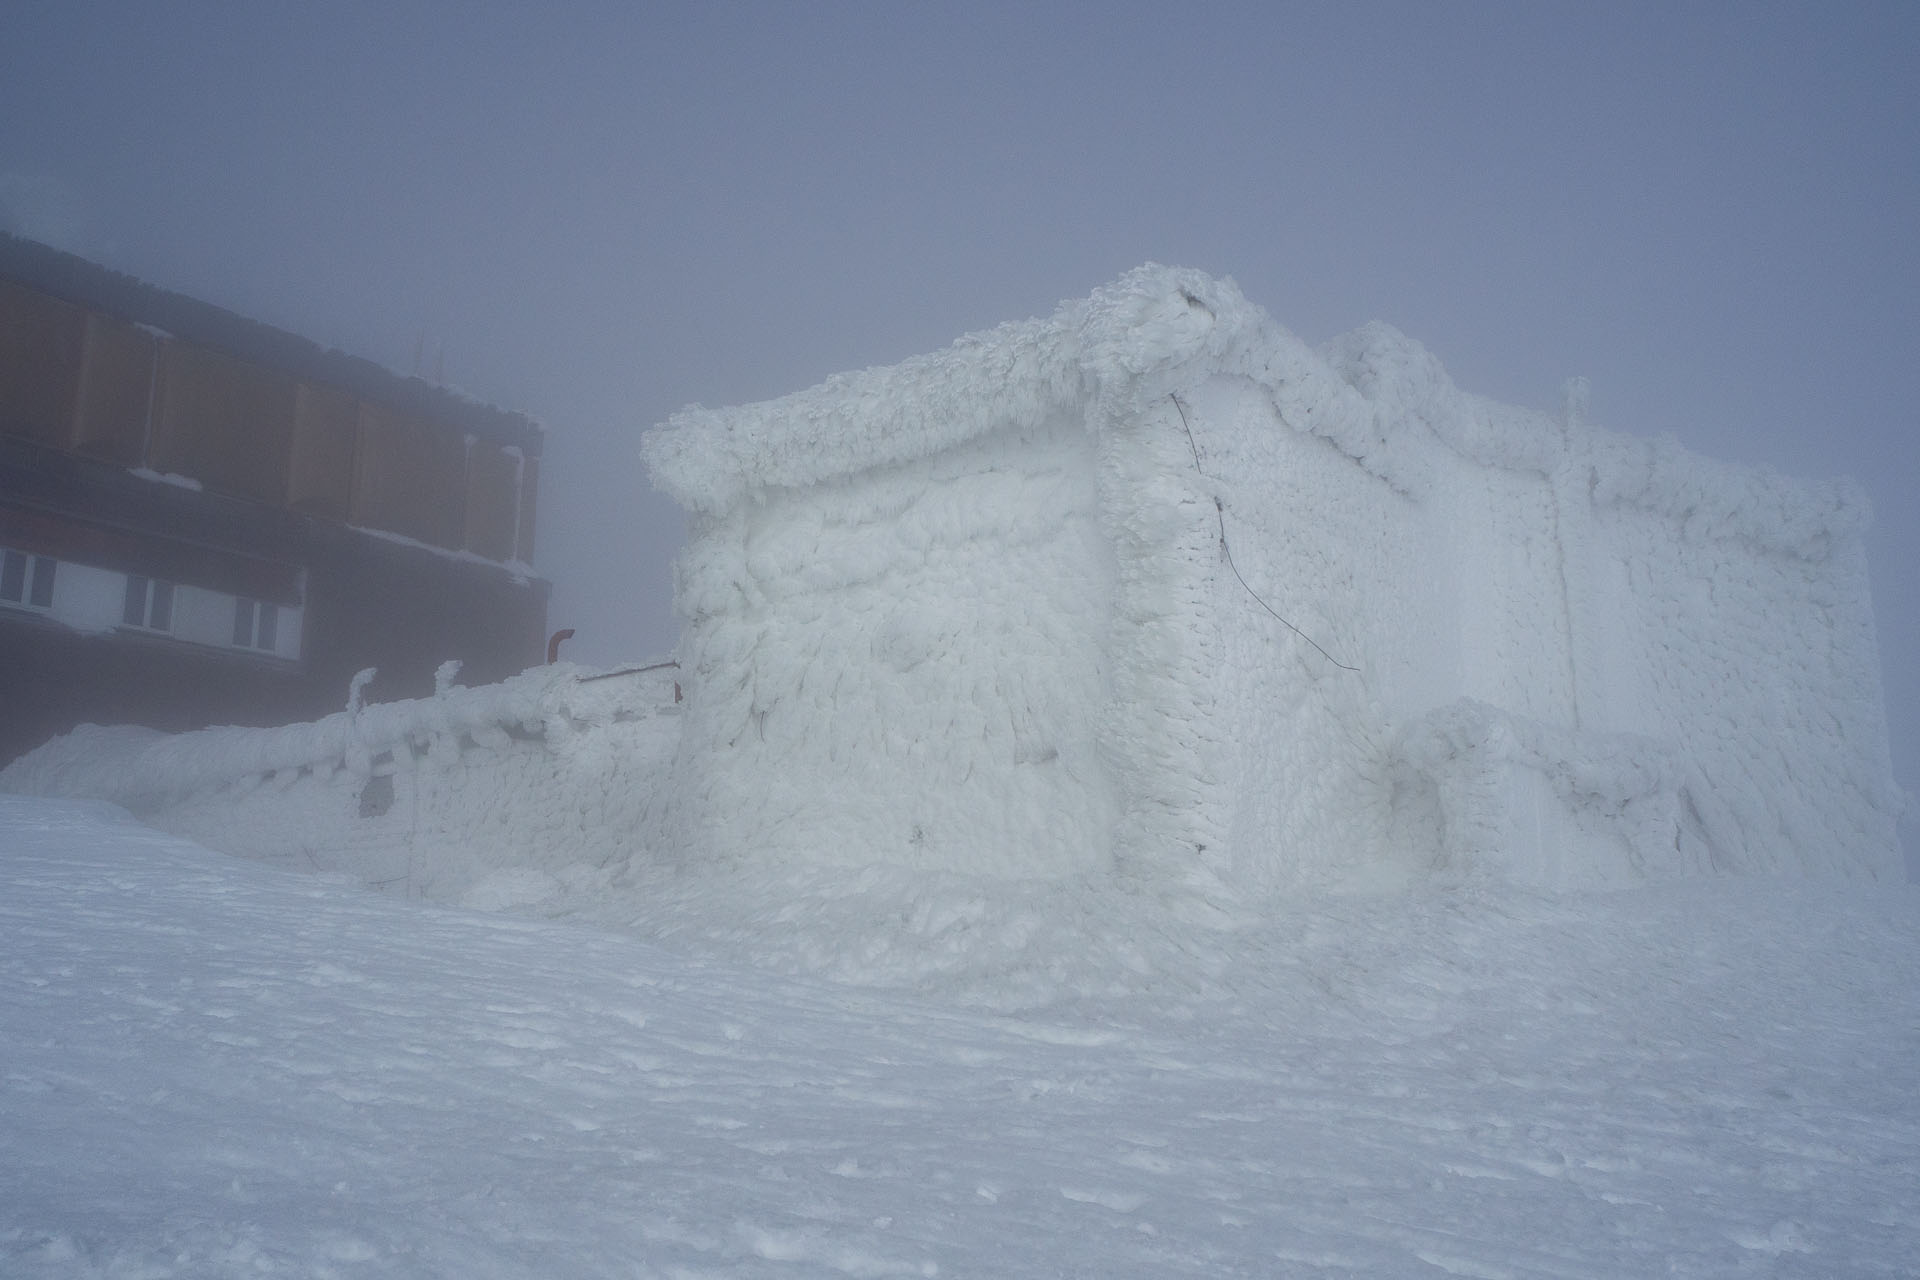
[{"left": 1169, "top": 394, "right": 1360, "bottom": 674}]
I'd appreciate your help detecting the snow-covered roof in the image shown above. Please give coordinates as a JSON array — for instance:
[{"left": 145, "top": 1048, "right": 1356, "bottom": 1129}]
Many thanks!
[
  {"left": 645, "top": 265, "right": 1864, "bottom": 559},
  {"left": 644, "top": 265, "right": 1317, "bottom": 515}
]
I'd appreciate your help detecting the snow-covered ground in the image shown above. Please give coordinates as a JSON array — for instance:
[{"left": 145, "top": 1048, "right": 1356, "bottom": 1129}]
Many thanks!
[{"left": 4, "top": 795, "right": 1917, "bottom": 1278}]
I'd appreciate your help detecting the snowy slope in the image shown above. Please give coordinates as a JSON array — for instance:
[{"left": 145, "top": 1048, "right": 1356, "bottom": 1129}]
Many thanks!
[{"left": 5, "top": 796, "right": 1917, "bottom": 1278}]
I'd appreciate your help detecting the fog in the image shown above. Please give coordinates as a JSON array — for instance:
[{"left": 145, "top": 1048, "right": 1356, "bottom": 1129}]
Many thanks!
[{"left": 3, "top": 2, "right": 1914, "bottom": 870}]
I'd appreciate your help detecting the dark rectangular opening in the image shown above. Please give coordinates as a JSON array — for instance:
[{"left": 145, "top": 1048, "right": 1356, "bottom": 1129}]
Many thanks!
[
  {"left": 123, "top": 575, "right": 148, "bottom": 626},
  {"left": 148, "top": 578, "right": 172, "bottom": 631},
  {"left": 29, "top": 556, "right": 56, "bottom": 609}
]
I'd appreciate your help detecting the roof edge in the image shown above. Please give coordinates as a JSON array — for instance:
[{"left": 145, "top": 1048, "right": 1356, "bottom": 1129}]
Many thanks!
[
  {"left": 0, "top": 232, "right": 543, "bottom": 456},
  {"left": 644, "top": 264, "right": 1865, "bottom": 560},
  {"left": 644, "top": 265, "right": 1295, "bottom": 515}
]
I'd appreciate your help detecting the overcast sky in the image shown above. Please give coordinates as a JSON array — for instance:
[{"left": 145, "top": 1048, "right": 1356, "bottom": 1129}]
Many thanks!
[{"left": 4, "top": 1, "right": 1915, "bottom": 846}]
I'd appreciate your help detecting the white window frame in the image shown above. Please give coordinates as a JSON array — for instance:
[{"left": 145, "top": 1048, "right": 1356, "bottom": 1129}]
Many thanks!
[
  {"left": 0, "top": 548, "right": 57, "bottom": 612},
  {"left": 121, "top": 574, "right": 176, "bottom": 633},
  {"left": 231, "top": 596, "right": 282, "bottom": 652}
]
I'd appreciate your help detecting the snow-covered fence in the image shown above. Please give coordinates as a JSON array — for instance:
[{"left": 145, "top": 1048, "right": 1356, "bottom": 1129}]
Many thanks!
[{"left": 0, "top": 661, "right": 674, "bottom": 815}]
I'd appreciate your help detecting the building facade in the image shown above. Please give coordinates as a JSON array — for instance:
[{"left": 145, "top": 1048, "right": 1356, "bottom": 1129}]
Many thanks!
[
  {"left": 644, "top": 266, "right": 1901, "bottom": 893},
  {"left": 0, "top": 233, "right": 548, "bottom": 765}
]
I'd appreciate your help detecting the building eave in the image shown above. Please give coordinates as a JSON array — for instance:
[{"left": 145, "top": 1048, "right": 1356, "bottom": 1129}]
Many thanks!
[{"left": 0, "top": 232, "right": 543, "bottom": 458}]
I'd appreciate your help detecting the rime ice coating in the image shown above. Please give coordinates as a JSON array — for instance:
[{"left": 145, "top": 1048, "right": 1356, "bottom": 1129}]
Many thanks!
[{"left": 647, "top": 264, "right": 1898, "bottom": 895}]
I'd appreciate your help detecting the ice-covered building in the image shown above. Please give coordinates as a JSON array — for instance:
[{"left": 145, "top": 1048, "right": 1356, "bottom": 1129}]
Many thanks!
[{"left": 646, "top": 265, "right": 1901, "bottom": 894}]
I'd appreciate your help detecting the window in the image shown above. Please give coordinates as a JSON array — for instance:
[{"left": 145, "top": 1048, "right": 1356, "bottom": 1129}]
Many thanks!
[
  {"left": 122, "top": 574, "right": 174, "bottom": 631},
  {"left": 1, "top": 550, "right": 24, "bottom": 603},
  {"left": 232, "top": 597, "right": 279, "bottom": 652},
  {"left": 1, "top": 549, "right": 55, "bottom": 610}
]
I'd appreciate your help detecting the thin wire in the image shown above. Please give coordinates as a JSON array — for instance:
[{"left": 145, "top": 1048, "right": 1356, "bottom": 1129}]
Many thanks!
[
  {"left": 577, "top": 659, "right": 680, "bottom": 684},
  {"left": 1170, "top": 395, "right": 1360, "bottom": 673}
]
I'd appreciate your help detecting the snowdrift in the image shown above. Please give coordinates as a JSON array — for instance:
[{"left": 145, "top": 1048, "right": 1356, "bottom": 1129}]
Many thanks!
[{"left": 1, "top": 662, "right": 681, "bottom": 911}]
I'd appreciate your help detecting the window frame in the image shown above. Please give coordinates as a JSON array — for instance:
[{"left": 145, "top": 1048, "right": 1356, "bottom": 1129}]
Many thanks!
[
  {"left": 231, "top": 596, "right": 281, "bottom": 653},
  {"left": 0, "top": 548, "right": 57, "bottom": 612},
  {"left": 121, "top": 574, "right": 176, "bottom": 633}
]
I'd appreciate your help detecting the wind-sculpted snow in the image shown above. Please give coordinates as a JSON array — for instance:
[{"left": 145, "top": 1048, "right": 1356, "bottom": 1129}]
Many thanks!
[{"left": 5, "top": 798, "right": 1918, "bottom": 1277}]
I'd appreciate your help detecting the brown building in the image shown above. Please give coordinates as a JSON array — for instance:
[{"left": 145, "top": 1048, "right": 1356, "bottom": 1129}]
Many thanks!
[{"left": 0, "top": 233, "right": 549, "bottom": 765}]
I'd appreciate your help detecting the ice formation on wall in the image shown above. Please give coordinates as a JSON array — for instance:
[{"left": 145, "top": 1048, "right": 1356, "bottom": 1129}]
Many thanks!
[
  {"left": 646, "top": 265, "right": 1901, "bottom": 897},
  {"left": 4, "top": 265, "right": 1900, "bottom": 956}
]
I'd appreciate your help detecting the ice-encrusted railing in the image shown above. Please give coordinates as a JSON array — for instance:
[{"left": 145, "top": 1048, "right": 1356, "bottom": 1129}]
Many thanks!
[{"left": 0, "top": 660, "right": 678, "bottom": 814}]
